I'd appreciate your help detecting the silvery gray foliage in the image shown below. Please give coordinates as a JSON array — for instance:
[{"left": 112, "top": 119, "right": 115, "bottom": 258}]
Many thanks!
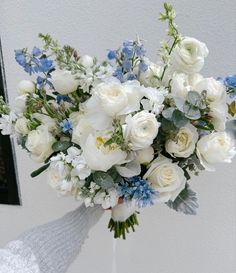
[
  {"left": 166, "top": 183, "right": 199, "bottom": 215},
  {"left": 226, "top": 120, "right": 236, "bottom": 139}
]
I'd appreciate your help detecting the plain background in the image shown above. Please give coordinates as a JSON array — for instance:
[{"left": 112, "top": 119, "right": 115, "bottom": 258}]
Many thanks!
[{"left": 0, "top": 0, "right": 236, "bottom": 272}]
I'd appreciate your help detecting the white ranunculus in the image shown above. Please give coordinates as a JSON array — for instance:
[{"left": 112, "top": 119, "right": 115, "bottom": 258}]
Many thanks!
[
  {"left": 93, "top": 81, "right": 142, "bottom": 117},
  {"left": 124, "top": 111, "right": 160, "bottom": 150},
  {"left": 195, "top": 77, "right": 226, "bottom": 103},
  {"left": 79, "top": 55, "right": 94, "bottom": 68},
  {"left": 25, "top": 125, "right": 56, "bottom": 163},
  {"left": 170, "top": 73, "right": 203, "bottom": 99},
  {"left": 82, "top": 134, "right": 127, "bottom": 172},
  {"left": 139, "top": 62, "right": 162, "bottom": 87},
  {"left": 111, "top": 200, "right": 137, "bottom": 222},
  {"left": 17, "top": 80, "right": 35, "bottom": 95},
  {"left": 136, "top": 146, "right": 154, "bottom": 164},
  {"left": 51, "top": 69, "right": 79, "bottom": 95},
  {"left": 196, "top": 132, "right": 236, "bottom": 171},
  {"left": 144, "top": 155, "right": 186, "bottom": 202},
  {"left": 14, "top": 95, "right": 27, "bottom": 114},
  {"left": 171, "top": 37, "right": 209, "bottom": 74},
  {"left": 14, "top": 117, "right": 29, "bottom": 136},
  {"left": 165, "top": 124, "right": 199, "bottom": 158},
  {"left": 209, "top": 102, "right": 227, "bottom": 131}
]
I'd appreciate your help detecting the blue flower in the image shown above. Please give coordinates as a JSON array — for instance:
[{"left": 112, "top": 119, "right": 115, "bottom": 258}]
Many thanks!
[
  {"left": 122, "top": 46, "right": 133, "bottom": 59},
  {"left": 60, "top": 119, "right": 73, "bottom": 134},
  {"left": 224, "top": 75, "right": 236, "bottom": 87},
  {"left": 113, "top": 67, "right": 123, "bottom": 81},
  {"left": 36, "top": 76, "right": 44, "bottom": 88},
  {"left": 127, "top": 73, "right": 136, "bottom": 81},
  {"left": 56, "top": 95, "right": 71, "bottom": 104},
  {"left": 135, "top": 44, "right": 146, "bottom": 57},
  {"left": 32, "top": 47, "right": 42, "bottom": 57},
  {"left": 122, "top": 59, "right": 132, "bottom": 71},
  {"left": 118, "top": 176, "right": 158, "bottom": 208},
  {"left": 38, "top": 58, "right": 54, "bottom": 73},
  {"left": 139, "top": 61, "right": 148, "bottom": 72},
  {"left": 15, "top": 50, "right": 27, "bottom": 66},
  {"left": 107, "top": 50, "right": 117, "bottom": 60}
]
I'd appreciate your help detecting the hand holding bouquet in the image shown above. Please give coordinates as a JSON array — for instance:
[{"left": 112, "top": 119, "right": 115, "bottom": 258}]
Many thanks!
[{"left": 1, "top": 3, "right": 236, "bottom": 239}]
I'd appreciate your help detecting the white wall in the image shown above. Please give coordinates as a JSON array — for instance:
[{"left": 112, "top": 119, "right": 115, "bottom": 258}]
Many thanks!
[{"left": 0, "top": 0, "right": 236, "bottom": 272}]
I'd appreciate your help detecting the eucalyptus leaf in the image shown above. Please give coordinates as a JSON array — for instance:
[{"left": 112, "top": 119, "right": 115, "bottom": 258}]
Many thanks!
[
  {"left": 172, "top": 109, "right": 188, "bottom": 128},
  {"left": 166, "top": 183, "right": 199, "bottom": 215},
  {"left": 162, "top": 107, "right": 175, "bottom": 120},
  {"left": 187, "top": 91, "right": 201, "bottom": 105},
  {"left": 183, "top": 103, "right": 201, "bottom": 119},
  {"left": 107, "top": 167, "right": 124, "bottom": 185},
  {"left": 174, "top": 97, "right": 185, "bottom": 111},
  {"left": 52, "top": 141, "right": 71, "bottom": 152},
  {"left": 93, "top": 171, "right": 114, "bottom": 189},
  {"left": 161, "top": 118, "right": 176, "bottom": 133}
]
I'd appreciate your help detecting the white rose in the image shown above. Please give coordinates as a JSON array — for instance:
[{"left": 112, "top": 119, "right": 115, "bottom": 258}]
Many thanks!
[
  {"left": 139, "top": 62, "right": 162, "bottom": 87},
  {"left": 171, "top": 37, "right": 209, "bottom": 74},
  {"left": 111, "top": 200, "right": 137, "bottom": 222},
  {"left": 82, "top": 134, "right": 127, "bottom": 172},
  {"left": 196, "top": 132, "right": 236, "bottom": 171},
  {"left": 165, "top": 124, "right": 198, "bottom": 158},
  {"left": 144, "top": 155, "right": 186, "bottom": 202},
  {"left": 195, "top": 78, "right": 226, "bottom": 103},
  {"left": 93, "top": 81, "right": 142, "bottom": 117},
  {"left": 124, "top": 111, "right": 160, "bottom": 150},
  {"left": 136, "top": 146, "right": 154, "bottom": 164},
  {"left": 170, "top": 73, "right": 203, "bottom": 99},
  {"left": 79, "top": 55, "right": 94, "bottom": 68},
  {"left": 14, "top": 117, "right": 29, "bottom": 136},
  {"left": 51, "top": 69, "right": 79, "bottom": 95},
  {"left": 17, "top": 80, "right": 35, "bottom": 95},
  {"left": 209, "top": 102, "right": 227, "bottom": 131},
  {"left": 25, "top": 125, "right": 56, "bottom": 163}
]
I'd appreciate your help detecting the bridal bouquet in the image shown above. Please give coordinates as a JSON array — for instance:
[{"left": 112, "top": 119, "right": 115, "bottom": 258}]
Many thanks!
[{"left": 0, "top": 3, "right": 236, "bottom": 239}]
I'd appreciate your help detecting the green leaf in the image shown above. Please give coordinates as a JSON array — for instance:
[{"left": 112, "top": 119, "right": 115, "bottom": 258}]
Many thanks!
[
  {"left": 228, "top": 101, "right": 236, "bottom": 116},
  {"left": 166, "top": 183, "right": 199, "bottom": 215},
  {"left": 174, "top": 97, "right": 185, "bottom": 111},
  {"left": 162, "top": 107, "right": 175, "bottom": 120},
  {"left": 183, "top": 103, "right": 201, "bottom": 119},
  {"left": 187, "top": 91, "right": 201, "bottom": 105},
  {"left": 226, "top": 120, "right": 236, "bottom": 139},
  {"left": 107, "top": 167, "right": 124, "bottom": 185},
  {"left": 161, "top": 118, "right": 177, "bottom": 133},
  {"left": 93, "top": 171, "right": 114, "bottom": 190},
  {"left": 172, "top": 109, "right": 188, "bottom": 128},
  {"left": 31, "top": 163, "right": 50, "bottom": 178},
  {"left": 52, "top": 141, "right": 71, "bottom": 152}
]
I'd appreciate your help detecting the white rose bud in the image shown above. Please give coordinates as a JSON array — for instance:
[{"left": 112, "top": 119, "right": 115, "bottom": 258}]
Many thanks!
[
  {"left": 17, "top": 80, "right": 35, "bottom": 95},
  {"left": 165, "top": 124, "right": 198, "bottom": 158},
  {"left": 171, "top": 37, "right": 209, "bottom": 74},
  {"left": 25, "top": 125, "right": 56, "bottom": 163},
  {"left": 144, "top": 155, "right": 186, "bottom": 202},
  {"left": 79, "top": 55, "right": 94, "bottom": 68},
  {"left": 195, "top": 77, "right": 226, "bottom": 103},
  {"left": 14, "top": 117, "right": 29, "bottom": 136},
  {"left": 51, "top": 69, "right": 79, "bottom": 95},
  {"left": 196, "top": 132, "right": 236, "bottom": 171},
  {"left": 125, "top": 110, "right": 160, "bottom": 150},
  {"left": 136, "top": 146, "right": 154, "bottom": 164}
]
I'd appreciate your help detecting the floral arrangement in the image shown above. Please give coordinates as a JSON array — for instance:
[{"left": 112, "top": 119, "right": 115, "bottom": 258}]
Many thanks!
[{"left": 0, "top": 3, "right": 236, "bottom": 239}]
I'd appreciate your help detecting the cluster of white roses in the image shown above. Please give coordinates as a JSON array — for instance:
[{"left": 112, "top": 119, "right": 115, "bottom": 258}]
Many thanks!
[{"left": 0, "top": 6, "right": 235, "bottom": 238}]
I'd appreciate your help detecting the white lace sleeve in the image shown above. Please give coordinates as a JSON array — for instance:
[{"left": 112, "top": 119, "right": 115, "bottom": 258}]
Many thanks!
[{"left": 0, "top": 240, "right": 40, "bottom": 273}]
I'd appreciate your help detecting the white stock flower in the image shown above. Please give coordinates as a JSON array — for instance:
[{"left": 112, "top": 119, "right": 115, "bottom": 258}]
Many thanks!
[
  {"left": 195, "top": 77, "right": 226, "bottom": 103},
  {"left": 0, "top": 112, "right": 17, "bottom": 135},
  {"left": 14, "top": 117, "right": 29, "bottom": 136},
  {"left": 17, "top": 80, "right": 35, "bottom": 95},
  {"left": 144, "top": 155, "right": 186, "bottom": 202},
  {"left": 25, "top": 125, "right": 56, "bottom": 163},
  {"left": 136, "top": 146, "right": 154, "bottom": 164},
  {"left": 94, "top": 188, "right": 118, "bottom": 209},
  {"left": 124, "top": 111, "right": 160, "bottom": 150},
  {"left": 48, "top": 161, "right": 68, "bottom": 191},
  {"left": 165, "top": 124, "right": 199, "bottom": 158},
  {"left": 141, "top": 87, "right": 166, "bottom": 115},
  {"left": 196, "top": 132, "right": 236, "bottom": 171},
  {"left": 82, "top": 133, "right": 127, "bottom": 172},
  {"left": 171, "top": 37, "right": 209, "bottom": 74},
  {"left": 51, "top": 69, "right": 79, "bottom": 95}
]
